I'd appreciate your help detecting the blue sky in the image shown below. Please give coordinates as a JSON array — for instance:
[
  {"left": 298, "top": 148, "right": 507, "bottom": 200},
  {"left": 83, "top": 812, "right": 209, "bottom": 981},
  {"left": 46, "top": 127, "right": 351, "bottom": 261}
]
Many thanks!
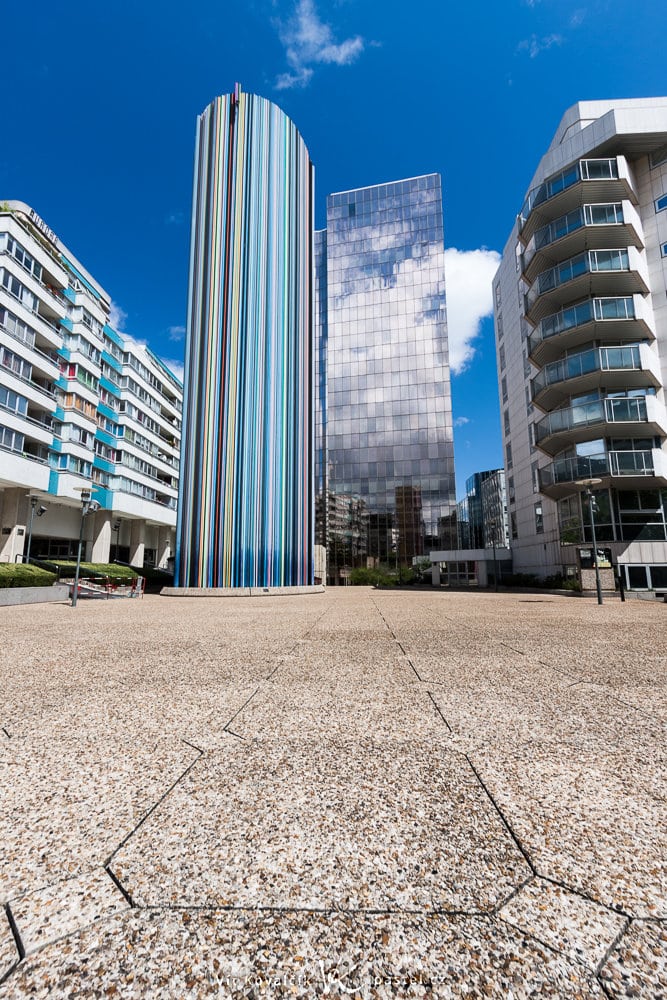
[{"left": 3, "top": 0, "right": 666, "bottom": 494}]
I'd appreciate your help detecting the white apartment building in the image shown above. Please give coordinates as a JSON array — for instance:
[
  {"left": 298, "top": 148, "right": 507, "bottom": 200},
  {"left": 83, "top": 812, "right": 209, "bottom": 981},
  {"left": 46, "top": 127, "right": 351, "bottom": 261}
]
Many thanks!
[
  {"left": 0, "top": 201, "right": 182, "bottom": 569},
  {"left": 494, "top": 99, "right": 667, "bottom": 592}
]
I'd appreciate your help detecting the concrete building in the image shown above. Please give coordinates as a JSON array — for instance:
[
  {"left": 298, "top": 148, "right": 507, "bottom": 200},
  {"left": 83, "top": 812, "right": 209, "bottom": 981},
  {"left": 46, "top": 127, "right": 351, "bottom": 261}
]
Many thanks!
[
  {"left": 317, "top": 175, "right": 456, "bottom": 585},
  {"left": 176, "top": 86, "right": 314, "bottom": 589},
  {"left": 494, "top": 99, "right": 667, "bottom": 592},
  {"left": 0, "top": 201, "right": 181, "bottom": 569}
]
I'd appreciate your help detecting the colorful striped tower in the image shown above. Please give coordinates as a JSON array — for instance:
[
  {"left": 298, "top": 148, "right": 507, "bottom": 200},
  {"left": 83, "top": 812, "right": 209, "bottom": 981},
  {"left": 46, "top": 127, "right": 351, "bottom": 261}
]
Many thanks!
[{"left": 176, "top": 86, "right": 314, "bottom": 588}]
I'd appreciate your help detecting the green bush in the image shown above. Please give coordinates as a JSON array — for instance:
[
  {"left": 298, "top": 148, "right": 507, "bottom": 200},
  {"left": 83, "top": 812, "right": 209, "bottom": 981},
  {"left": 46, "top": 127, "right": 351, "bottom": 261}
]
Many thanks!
[
  {"left": 51, "top": 561, "right": 137, "bottom": 581},
  {"left": 0, "top": 564, "right": 57, "bottom": 589},
  {"left": 349, "top": 566, "right": 398, "bottom": 587}
]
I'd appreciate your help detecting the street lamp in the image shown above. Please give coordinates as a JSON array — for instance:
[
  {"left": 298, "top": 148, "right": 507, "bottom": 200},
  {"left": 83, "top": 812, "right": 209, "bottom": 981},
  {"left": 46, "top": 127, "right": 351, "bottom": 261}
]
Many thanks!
[
  {"left": 25, "top": 495, "right": 47, "bottom": 565},
  {"left": 72, "top": 487, "right": 101, "bottom": 608},
  {"left": 576, "top": 477, "right": 603, "bottom": 605},
  {"left": 488, "top": 517, "right": 498, "bottom": 592},
  {"left": 112, "top": 520, "right": 121, "bottom": 561}
]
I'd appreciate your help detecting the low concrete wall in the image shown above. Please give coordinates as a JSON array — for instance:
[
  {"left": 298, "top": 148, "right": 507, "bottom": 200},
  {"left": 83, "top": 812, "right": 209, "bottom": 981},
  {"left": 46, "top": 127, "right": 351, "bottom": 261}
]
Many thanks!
[
  {"left": 0, "top": 585, "right": 70, "bottom": 607},
  {"left": 161, "top": 585, "right": 325, "bottom": 598}
]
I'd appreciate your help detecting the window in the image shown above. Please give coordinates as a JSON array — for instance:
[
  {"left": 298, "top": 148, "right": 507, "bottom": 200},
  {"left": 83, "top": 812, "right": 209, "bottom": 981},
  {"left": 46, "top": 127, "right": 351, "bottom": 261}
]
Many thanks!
[
  {"left": 661, "top": 243, "right": 667, "bottom": 258},
  {"left": 650, "top": 144, "right": 667, "bottom": 169},
  {"left": 505, "top": 442, "right": 513, "bottom": 469},
  {"left": 0, "top": 387, "right": 28, "bottom": 415},
  {"left": 532, "top": 460, "right": 539, "bottom": 493},
  {"left": 535, "top": 502, "right": 544, "bottom": 534},
  {"left": 494, "top": 283, "right": 501, "bottom": 308},
  {"left": 656, "top": 194, "right": 667, "bottom": 213},
  {"left": 501, "top": 376, "right": 508, "bottom": 403},
  {"left": 499, "top": 345, "right": 506, "bottom": 371},
  {"left": 504, "top": 409, "right": 510, "bottom": 435},
  {"left": 0, "top": 425, "right": 24, "bottom": 453},
  {"left": 510, "top": 512, "right": 518, "bottom": 539},
  {"left": 496, "top": 312, "right": 503, "bottom": 339}
]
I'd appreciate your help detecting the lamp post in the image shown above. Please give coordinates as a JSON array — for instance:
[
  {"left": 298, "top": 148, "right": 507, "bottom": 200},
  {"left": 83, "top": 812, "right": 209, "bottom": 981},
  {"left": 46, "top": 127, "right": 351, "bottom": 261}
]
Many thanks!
[
  {"left": 490, "top": 518, "right": 498, "bottom": 592},
  {"left": 112, "top": 520, "right": 121, "bottom": 561},
  {"left": 576, "top": 477, "right": 603, "bottom": 605},
  {"left": 25, "top": 495, "right": 47, "bottom": 565},
  {"left": 72, "top": 487, "right": 101, "bottom": 608}
]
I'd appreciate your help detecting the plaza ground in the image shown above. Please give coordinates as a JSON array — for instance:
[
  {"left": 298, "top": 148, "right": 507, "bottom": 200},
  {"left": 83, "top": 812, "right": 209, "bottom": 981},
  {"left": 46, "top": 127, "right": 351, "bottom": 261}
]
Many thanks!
[{"left": 0, "top": 588, "right": 665, "bottom": 997}]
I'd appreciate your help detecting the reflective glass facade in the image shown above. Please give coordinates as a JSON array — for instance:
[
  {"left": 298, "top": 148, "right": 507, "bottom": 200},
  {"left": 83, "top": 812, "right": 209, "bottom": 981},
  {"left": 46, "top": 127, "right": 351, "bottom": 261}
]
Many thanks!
[{"left": 320, "top": 175, "right": 456, "bottom": 582}]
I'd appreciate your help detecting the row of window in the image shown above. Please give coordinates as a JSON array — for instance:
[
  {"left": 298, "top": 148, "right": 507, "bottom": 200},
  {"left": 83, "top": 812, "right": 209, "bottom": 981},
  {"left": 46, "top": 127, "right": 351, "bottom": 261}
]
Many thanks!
[
  {"left": 0, "top": 386, "right": 28, "bottom": 416},
  {"left": 0, "top": 424, "right": 23, "bottom": 453},
  {"left": 1, "top": 345, "right": 32, "bottom": 381},
  {"left": 0, "top": 234, "right": 43, "bottom": 282},
  {"left": 0, "top": 305, "right": 37, "bottom": 350}
]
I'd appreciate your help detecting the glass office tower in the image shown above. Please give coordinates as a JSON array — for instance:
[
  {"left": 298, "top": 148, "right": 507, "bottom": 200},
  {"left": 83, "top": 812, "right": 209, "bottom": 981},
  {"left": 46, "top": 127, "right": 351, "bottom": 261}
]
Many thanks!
[
  {"left": 176, "top": 86, "right": 314, "bottom": 589},
  {"left": 322, "top": 175, "right": 456, "bottom": 582}
]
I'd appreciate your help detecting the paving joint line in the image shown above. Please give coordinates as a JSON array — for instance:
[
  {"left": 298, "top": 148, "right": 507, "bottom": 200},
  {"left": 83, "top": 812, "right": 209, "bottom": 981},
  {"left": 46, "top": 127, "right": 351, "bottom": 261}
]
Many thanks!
[
  {"left": 105, "top": 744, "right": 204, "bottom": 866},
  {"left": 1, "top": 727, "right": 10, "bottom": 739},
  {"left": 499, "top": 920, "right": 600, "bottom": 978},
  {"left": 426, "top": 690, "right": 452, "bottom": 732},
  {"left": 105, "top": 865, "right": 135, "bottom": 908},
  {"left": 224, "top": 728, "right": 246, "bottom": 741},
  {"left": 595, "top": 916, "right": 632, "bottom": 981},
  {"left": 181, "top": 736, "right": 205, "bottom": 754},
  {"left": 538, "top": 873, "right": 632, "bottom": 920},
  {"left": 462, "top": 754, "right": 535, "bottom": 875},
  {"left": 222, "top": 687, "right": 260, "bottom": 734},
  {"left": 489, "top": 874, "right": 535, "bottom": 916},
  {"left": 4, "top": 902, "right": 24, "bottom": 964}
]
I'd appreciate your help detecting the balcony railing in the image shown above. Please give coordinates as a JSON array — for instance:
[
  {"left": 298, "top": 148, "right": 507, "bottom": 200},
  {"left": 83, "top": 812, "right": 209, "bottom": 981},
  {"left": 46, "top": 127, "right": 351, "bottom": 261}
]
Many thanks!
[
  {"left": 528, "top": 297, "right": 639, "bottom": 358},
  {"left": 532, "top": 345, "right": 643, "bottom": 397},
  {"left": 520, "top": 159, "right": 620, "bottom": 229},
  {"left": 530, "top": 249, "right": 629, "bottom": 302},
  {"left": 535, "top": 396, "right": 649, "bottom": 444},
  {"left": 539, "top": 449, "right": 657, "bottom": 489}
]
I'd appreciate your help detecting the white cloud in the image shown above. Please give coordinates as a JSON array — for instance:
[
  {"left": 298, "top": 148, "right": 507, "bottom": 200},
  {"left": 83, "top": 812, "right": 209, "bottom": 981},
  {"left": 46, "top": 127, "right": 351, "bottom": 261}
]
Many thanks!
[
  {"left": 108, "top": 301, "right": 128, "bottom": 332},
  {"left": 164, "top": 359, "right": 184, "bottom": 382},
  {"left": 569, "top": 8, "right": 586, "bottom": 27},
  {"left": 517, "top": 32, "right": 563, "bottom": 58},
  {"left": 275, "top": 0, "right": 364, "bottom": 90},
  {"left": 444, "top": 247, "right": 500, "bottom": 374},
  {"left": 454, "top": 416, "right": 470, "bottom": 427},
  {"left": 168, "top": 325, "right": 186, "bottom": 341}
]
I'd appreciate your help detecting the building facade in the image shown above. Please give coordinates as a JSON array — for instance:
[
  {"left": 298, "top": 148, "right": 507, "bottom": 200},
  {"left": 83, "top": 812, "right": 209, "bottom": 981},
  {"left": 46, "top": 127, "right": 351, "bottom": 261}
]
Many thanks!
[
  {"left": 176, "top": 87, "right": 314, "bottom": 589},
  {"left": 318, "top": 175, "right": 456, "bottom": 584},
  {"left": 456, "top": 469, "right": 509, "bottom": 551},
  {"left": 0, "top": 201, "right": 181, "bottom": 569},
  {"left": 494, "top": 99, "right": 667, "bottom": 590}
]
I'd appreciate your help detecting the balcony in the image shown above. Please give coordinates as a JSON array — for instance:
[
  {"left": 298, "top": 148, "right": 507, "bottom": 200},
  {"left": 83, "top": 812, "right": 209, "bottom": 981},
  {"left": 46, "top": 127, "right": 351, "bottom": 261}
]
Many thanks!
[
  {"left": 534, "top": 395, "right": 667, "bottom": 455},
  {"left": 538, "top": 448, "right": 667, "bottom": 499},
  {"left": 531, "top": 344, "right": 661, "bottom": 410},
  {"left": 521, "top": 201, "right": 644, "bottom": 283},
  {"left": 527, "top": 295, "right": 655, "bottom": 367},
  {"left": 519, "top": 157, "right": 637, "bottom": 244},
  {"left": 524, "top": 248, "right": 648, "bottom": 325}
]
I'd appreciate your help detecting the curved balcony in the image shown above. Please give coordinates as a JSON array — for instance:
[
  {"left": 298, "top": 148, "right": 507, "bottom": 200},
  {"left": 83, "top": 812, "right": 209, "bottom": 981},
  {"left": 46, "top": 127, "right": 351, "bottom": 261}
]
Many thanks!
[
  {"left": 521, "top": 201, "right": 644, "bottom": 283},
  {"left": 524, "top": 248, "right": 648, "bottom": 325},
  {"left": 531, "top": 343, "right": 661, "bottom": 411},
  {"left": 527, "top": 295, "right": 655, "bottom": 367},
  {"left": 534, "top": 395, "right": 667, "bottom": 455},
  {"left": 519, "top": 156, "right": 637, "bottom": 244},
  {"left": 538, "top": 448, "right": 667, "bottom": 499}
]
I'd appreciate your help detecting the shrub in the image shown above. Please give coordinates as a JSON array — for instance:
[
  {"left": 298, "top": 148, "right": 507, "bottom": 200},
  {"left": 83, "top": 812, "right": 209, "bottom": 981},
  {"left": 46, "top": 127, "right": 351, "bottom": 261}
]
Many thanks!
[
  {"left": 0, "top": 564, "right": 57, "bottom": 589},
  {"left": 51, "top": 561, "right": 137, "bottom": 581}
]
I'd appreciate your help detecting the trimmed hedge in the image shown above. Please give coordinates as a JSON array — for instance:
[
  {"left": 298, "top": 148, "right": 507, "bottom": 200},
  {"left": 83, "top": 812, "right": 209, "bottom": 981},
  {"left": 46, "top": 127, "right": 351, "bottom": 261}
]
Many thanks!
[
  {"left": 0, "top": 564, "right": 57, "bottom": 589},
  {"left": 50, "top": 561, "right": 137, "bottom": 581}
]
